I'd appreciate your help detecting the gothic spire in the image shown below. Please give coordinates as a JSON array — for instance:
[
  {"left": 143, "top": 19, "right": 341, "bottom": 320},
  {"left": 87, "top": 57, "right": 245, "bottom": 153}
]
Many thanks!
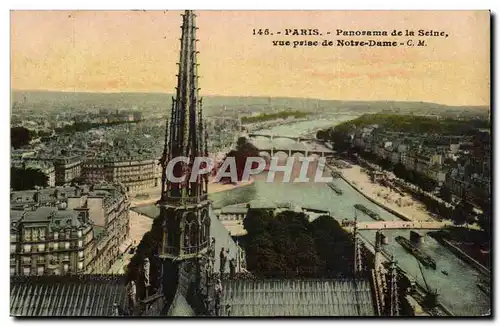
[{"left": 161, "top": 10, "right": 207, "bottom": 204}]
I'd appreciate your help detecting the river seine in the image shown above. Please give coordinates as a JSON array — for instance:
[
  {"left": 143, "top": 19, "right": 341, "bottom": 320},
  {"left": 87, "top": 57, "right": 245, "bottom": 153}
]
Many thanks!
[{"left": 207, "top": 117, "right": 490, "bottom": 316}]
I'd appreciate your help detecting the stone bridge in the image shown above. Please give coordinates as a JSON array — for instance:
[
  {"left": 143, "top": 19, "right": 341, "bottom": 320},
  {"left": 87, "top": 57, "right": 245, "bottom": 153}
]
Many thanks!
[
  {"left": 343, "top": 220, "right": 453, "bottom": 231},
  {"left": 258, "top": 148, "right": 333, "bottom": 158},
  {"left": 248, "top": 133, "right": 316, "bottom": 143}
]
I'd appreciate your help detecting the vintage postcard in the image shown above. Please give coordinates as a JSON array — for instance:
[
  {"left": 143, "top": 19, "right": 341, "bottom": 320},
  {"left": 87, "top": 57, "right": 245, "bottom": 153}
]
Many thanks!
[{"left": 10, "top": 10, "right": 491, "bottom": 317}]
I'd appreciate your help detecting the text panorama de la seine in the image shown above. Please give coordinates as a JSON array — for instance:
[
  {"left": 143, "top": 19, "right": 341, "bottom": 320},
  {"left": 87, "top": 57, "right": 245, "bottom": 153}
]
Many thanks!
[{"left": 252, "top": 29, "right": 449, "bottom": 48}]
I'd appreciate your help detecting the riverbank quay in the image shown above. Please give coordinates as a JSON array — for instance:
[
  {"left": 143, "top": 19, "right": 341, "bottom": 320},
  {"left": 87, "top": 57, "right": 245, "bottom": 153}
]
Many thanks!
[
  {"left": 428, "top": 232, "right": 490, "bottom": 276},
  {"left": 354, "top": 156, "right": 486, "bottom": 220},
  {"left": 358, "top": 234, "right": 453, "bottom": 316},
  {"left": 236, "top": 120, "right": 489, "bottom": 316},
  {"left": 245, "top": 118, "right": 309, "bottom": 132},
  {"left": 355, "top": 156, "right": 458, "bottom": 209},
  {"left": 333, "top": 164, "right": 419, "bottom": 222},
  {"left": 334, "top": 162, "right": 482, "bottom": 233}
]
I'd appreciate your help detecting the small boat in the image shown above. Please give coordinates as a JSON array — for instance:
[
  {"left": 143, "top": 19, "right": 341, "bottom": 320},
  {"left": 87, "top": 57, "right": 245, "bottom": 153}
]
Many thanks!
[
  {"left": 441, "top": 269, "right": 448, "bottom": 276},
  {"left": 395, "top": 236, "right": 437, "bottom": 269}
]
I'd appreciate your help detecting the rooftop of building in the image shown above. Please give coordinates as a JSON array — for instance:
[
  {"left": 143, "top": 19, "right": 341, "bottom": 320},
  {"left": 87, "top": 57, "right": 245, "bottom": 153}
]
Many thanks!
[
  {"left": 12, "top": 206, "right": 85, "bottom": 230},
  {"left": 220, "top": 278, "right": 375, "bottom": 316},
  {"left": 220, "top": 204, "right": 249, "bottom": 215},
  {"left": 10, "top": 275, "right": 127, "bottom": 317},
  {"left": 11, "top": 159, "right": 55, "bottom": 171},
  {"left": 11, "top": 183, "right": 127, "bottom": 208}
]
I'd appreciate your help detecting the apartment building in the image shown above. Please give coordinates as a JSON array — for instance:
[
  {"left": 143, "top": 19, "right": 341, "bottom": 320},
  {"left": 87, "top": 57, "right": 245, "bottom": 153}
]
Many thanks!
[
  {"left": 81, "top": 157, "right": 161, "bottom": 193},
  {"left": 10, "top": 183, "right": 130, "bottom": 276},
  {"left": 53, "top": 156, "right": 83, "bottom": 185},
  {"left": 10, "top": 205, "right": 95, "bottom": 276}
]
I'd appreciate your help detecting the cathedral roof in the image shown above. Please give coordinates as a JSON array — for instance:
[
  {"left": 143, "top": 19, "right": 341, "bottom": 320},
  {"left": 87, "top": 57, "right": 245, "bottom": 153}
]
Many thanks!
[
  {"left": 167, "top": 292, "right": 196, "bottom": 317},
  {"left": 209, "top": 207, "right": 240, "bottom": 273},
  {"left": 10, "top": 275, "right": 128, "bottom": 317},
  {"left": 220, "top": 279, "right": 376, "bottom": 316}
]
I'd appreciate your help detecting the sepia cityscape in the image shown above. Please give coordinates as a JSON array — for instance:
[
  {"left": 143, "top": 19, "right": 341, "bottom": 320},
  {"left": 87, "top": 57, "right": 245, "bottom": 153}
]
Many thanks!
[{"left": 9, "top": 10, "right": 491, "bottom": 317}]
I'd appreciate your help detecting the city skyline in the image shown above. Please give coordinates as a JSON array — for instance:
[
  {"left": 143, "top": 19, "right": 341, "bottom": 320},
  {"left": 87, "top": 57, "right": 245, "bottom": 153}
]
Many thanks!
[
  {"left": 9, "top": 10, "right": 492, "bottom": 317},
  {"left": 11, "top": 10, "right": 490, "bottom": 107}
]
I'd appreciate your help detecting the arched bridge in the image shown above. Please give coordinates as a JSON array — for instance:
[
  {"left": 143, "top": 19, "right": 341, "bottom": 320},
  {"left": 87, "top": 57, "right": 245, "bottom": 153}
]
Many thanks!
[
  {"left": 248, "top": 133, "right": 316, "bottom": 143},
  {"left": 343, "top": 220, "right": 453, "bottom": 231},
  {"left": 258, "top": 148, "right": 333, "bottom": 158}
]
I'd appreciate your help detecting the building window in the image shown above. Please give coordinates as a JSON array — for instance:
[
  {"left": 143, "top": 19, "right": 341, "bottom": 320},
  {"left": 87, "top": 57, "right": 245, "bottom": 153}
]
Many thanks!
[
  {"left": 32, "top": 229, "right": 39, "bottom": 241},
  {"left": 77, "top": 230, "right": 82, "bottom": 237},
  {"left": 10, "top": 267, "right": 15, "bottom": 276},
  {"left": 23, "top": 244, "right": 31, "bottom": 253},
  {"left": 53, "top": 242, "right": 59, "bottom": 250},
  {"left": 54, "top": 232, "right": 59, "bottom": 240},
  {"left": 10, "top": 244, "right": 16, "bottom": 253},
  {"left": 38, "top": 244, "right": 45, "bottom": 252},
  {"left": 65, "top": 242, "right": 70, "bottom": 249},
  {"left": 10, "top": 234, "right": 17, "bottom": 242},
  {"left": 63, "top": 264, "right": 69, "bottom": 272},
  {"left": 78, "top": 240, "right": 83, "bottom": 248},
  {"left": 78, "top": 251, "right": 84, "bottom": 258},
  {"left": 23, "top": 267, "right": 30, "bottom": 276},
  {"left": 78, "top": 262, "right": 84, "bottom": 270},
  {"left": 37, "top": 266, "right": 44, "bottom": 276},
  {"left": 24, "top": 230, "right": 31, "bottom": 241}
]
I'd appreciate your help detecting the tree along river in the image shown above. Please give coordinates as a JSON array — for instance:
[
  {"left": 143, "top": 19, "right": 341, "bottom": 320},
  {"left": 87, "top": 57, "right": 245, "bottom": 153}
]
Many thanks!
[{"left": 207, "top": 117, "right": 490, "bottom": 316}]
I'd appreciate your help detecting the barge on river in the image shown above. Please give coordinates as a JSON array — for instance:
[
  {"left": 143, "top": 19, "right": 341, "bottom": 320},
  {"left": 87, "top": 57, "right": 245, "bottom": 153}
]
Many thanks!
[
  {"left": 327, "top": 182, "right": 343, "bottom": 195},
  {"left": 396, "top": 236, "right": 437, "bottom": 269},
  {"left": 354, "top": 204, "right": 383, "bottom": 221}
]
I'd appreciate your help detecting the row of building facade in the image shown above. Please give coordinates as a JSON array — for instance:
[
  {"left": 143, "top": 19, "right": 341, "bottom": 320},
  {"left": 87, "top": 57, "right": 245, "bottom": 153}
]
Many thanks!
[
  {"left": 350, "top": 126, "right": 491, "bottom": 207},
  {"left": 11, "top": 150, "right": 161, "bottom": 193},
  {"left": 10, "top": 183, "right": 131, "bottom": 276}
]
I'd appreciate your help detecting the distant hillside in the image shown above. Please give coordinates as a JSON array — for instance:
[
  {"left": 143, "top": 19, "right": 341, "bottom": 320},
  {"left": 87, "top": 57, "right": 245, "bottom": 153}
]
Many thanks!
[{"left": 11, "top": 90, "right": 489, "bottom": 117}]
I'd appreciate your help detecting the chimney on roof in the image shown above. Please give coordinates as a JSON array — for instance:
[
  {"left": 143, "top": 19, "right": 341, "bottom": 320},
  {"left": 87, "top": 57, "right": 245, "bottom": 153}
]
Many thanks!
[{"left": 58, "top": 202, "right": 67, "bottom": 210}]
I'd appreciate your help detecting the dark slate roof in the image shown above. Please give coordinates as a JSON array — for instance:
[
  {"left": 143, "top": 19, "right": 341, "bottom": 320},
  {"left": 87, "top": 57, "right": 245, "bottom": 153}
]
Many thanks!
[
  {"left": 23, "top": 206, "right": 57, "bottom": 222},
  {"left": 220, "top": 279, "right": 375, "bottom": 316},
  {"left": 10, "top": 209, "right": 25, "bottom": 223},
  {"left": 140, "top": 293, "right": 167, "bottom": 316},
  {"left": 12, "top": 207, "right": 85, "bottom": 231},
  {"left": 10, "top": 275, "right": 128, "bottom": 317},
  {"left": 167, "top": 292, "right": 196, "bottom": 317}
]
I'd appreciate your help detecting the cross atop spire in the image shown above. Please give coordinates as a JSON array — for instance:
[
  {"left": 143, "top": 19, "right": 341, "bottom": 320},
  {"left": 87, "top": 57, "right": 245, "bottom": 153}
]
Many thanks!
[{"left": 160, "top": 10, "right": 208, "bottom": 205}]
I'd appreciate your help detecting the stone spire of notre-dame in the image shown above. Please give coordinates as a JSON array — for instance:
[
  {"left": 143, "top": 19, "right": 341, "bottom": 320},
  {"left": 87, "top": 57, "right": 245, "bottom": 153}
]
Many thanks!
[{"left": 158, "top": 10, "right": 211, "bottom": 262}]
